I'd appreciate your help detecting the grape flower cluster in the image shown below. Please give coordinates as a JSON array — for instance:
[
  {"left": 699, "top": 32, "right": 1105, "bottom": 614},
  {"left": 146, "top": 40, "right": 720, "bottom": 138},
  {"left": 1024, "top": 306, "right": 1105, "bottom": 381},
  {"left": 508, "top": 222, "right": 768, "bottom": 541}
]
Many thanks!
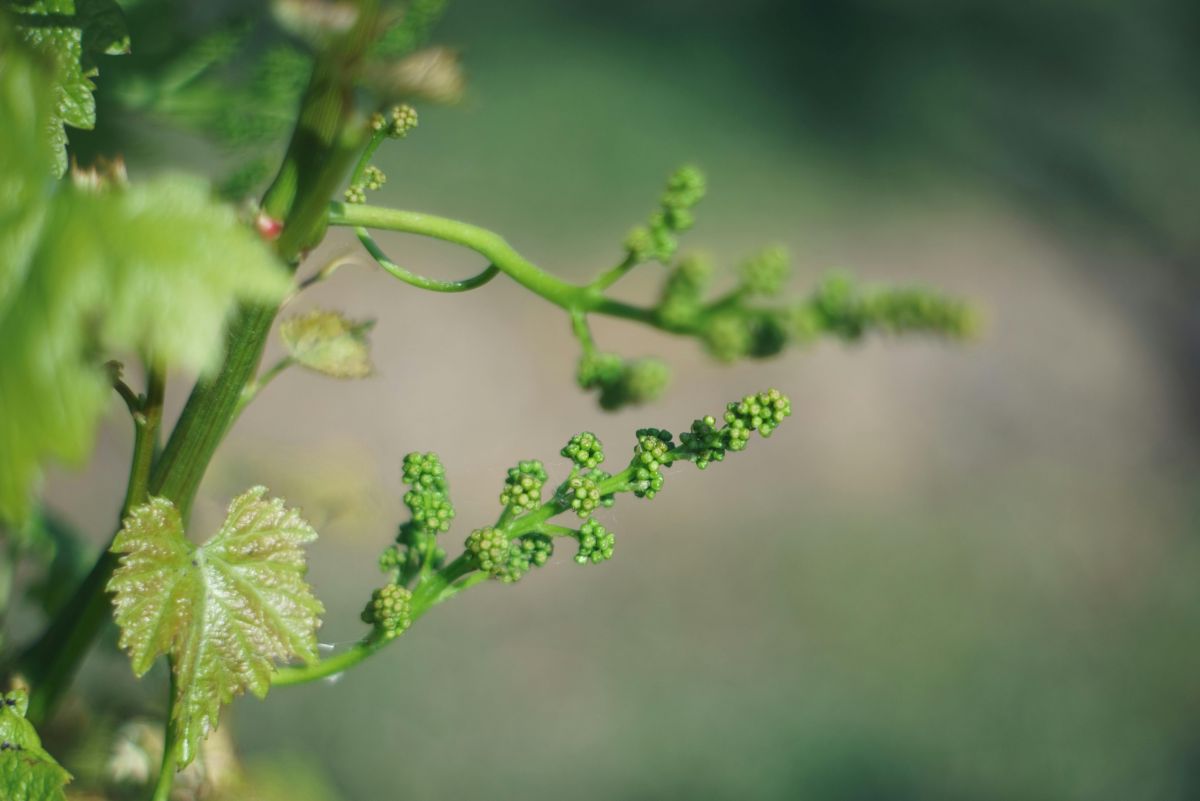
[
  {"left": 569, "top": 167, "right": 972, "bottom": 413},
  {"left": 362, "top": 389, "right": 793, "bottom": 643}
]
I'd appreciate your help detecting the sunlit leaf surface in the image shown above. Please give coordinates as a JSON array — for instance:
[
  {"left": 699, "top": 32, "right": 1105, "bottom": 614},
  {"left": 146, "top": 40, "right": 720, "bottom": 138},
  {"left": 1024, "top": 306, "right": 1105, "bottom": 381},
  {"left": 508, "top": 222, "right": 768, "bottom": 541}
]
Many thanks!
[{"left": 108, "top": 489, "right": 324, "bottom": 767}]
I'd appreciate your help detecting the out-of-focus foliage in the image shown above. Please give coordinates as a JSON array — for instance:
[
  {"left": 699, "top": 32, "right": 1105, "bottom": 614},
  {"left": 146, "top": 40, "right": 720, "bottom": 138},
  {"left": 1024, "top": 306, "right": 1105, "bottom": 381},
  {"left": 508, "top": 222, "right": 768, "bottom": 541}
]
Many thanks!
[
  {"left": 0, "top": 21, "right": 290, "bottom": 524},
  {"left": 3, "top": 0, "right": 129, "bottom": 173},
  {"left": 108, "top": 488, "right": 324, "bottom": 768},
  {"left": 77, "top": 0, "right": 452, "bottom": 197},
  {"left": 280, "top": 310, "right": 375, "bottom": 379}
]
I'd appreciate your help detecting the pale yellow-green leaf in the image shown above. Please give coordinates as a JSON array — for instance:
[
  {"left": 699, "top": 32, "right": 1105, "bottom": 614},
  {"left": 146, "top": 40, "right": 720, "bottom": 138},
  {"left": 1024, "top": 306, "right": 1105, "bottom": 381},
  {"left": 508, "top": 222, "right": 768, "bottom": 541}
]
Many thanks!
[
  {"left": 280, "top": 310, "right": 375, "bottom": 379},
  {"left": 107, "top": 489, "right": 325, "bottom": 767},
  {"left": 0, "top": 28, "right": 292, "bottom": 524}
]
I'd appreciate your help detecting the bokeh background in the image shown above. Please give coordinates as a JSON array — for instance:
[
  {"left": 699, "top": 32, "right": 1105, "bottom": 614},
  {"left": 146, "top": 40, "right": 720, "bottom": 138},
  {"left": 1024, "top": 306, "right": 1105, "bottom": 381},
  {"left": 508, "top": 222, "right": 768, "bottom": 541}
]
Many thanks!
[{"left": 35, "top": 0, "right": 1200, "bottom": 799}]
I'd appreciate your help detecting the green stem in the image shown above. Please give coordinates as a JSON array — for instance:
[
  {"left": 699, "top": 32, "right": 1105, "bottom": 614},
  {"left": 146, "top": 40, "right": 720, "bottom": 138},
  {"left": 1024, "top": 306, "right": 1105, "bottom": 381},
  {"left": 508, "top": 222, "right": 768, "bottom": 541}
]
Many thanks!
[
  {"left": 0, "top": 544, "right": 15, "bottom": 646},
  {"left": 569, "top": 309, "right": 596, "bottom": 355},
  {"left": 14, "top": 3, "right": 382, "bottom": 722},
  {"left": 20, "top": 365, "right": 165, "bottom": 726},
  {"left": 330, "top": 203, "right": 700, "bottom": 335},
  {"left": 355, "top": 226, "right": 500, "bottom": 292},
  {"left": 237, "top": 355, "right": 295, "bottom": 414},
  {"left": 329, "top": 203, "right": 595, "bottom": 309},
  {"left": 150, "top": 667, "right": 179, "bottom": 801},
  {"left": 272, "top": 555, "right": 474, "bottom": 687},
  {"left": 349, "top": 126, "right": 387, "bottom": 189},
  {"left": 110, "top": 371, "right": 141, "bottom": 418},
  {"left": 295, "top": 252, "right": 356, "bottom": 292},
  {"left": 588, "top": 252, "right": 639, "bottom": 292},
  {"left": 538, "top": 524, "right": 580, "bottom": 538},
  {"left": 272, "top": 634, "right": 385, "bottom": 688},
  {"left": 150, "top": 304, "right": 278, "bottom": 516}
]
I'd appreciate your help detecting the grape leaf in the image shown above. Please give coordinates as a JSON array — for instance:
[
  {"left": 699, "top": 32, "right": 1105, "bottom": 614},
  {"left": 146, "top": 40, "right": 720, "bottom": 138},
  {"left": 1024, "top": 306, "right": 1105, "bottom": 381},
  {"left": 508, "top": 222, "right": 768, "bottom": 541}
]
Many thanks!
[
  {"left": 0, "top": 32, "right": 292, "bottom": 524},
  {"left": 280, "top": 310, "right": 375, "bottom": 379},
  {"left": 5, "top": 0, "right": 130, "bottom": 174},
  {"left": 0, "top": 690, "right": 72, "bottom": 801},
  {"left": 108, "top": 489, "right": 325, "bottom": 768}
]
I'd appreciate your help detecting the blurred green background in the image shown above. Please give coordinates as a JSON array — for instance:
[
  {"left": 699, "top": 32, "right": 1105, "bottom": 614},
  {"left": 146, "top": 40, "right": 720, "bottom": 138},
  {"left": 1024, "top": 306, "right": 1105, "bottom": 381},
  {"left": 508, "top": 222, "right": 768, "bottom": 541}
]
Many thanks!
[{"left": 38, "top": 0, "right": 1200, "bottom": 799}]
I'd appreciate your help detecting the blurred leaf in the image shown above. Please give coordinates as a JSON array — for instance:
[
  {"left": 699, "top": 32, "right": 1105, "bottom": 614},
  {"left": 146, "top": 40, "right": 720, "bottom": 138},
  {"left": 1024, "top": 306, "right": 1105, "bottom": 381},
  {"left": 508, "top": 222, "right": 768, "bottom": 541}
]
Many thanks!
[
  {"left": 271, "top": 0, "right": 358, "bottom": 50},
  {"left": 5, "top": 0, "right": 129, "bottom": 173},
  {"left": 108, "top": 489, "right": 324, "bottom": 768},
  {"left": 0, "top": 689, "right": 72, "bottom": 801},
  {"left": 280, "top": 310, "right": 375, "bottom": 379},
  {"left": 20, "top": 509, "right": 95, "bottom": 616},
  {"left": 365, "top": 45, "right": 464, "bottom": 104},
  {"left": 0, "top": 31, "right": 291, "bottom": 524},
  {"left": 369, "top": 0, "right": 446, "bottom": 58}
]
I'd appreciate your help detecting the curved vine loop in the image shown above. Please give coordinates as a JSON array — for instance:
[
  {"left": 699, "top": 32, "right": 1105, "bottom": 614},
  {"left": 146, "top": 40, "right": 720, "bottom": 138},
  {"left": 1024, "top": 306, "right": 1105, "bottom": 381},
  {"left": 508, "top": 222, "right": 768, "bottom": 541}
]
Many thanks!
[{"left": 355, "top": 226, "right": 500, "bottom": 293}]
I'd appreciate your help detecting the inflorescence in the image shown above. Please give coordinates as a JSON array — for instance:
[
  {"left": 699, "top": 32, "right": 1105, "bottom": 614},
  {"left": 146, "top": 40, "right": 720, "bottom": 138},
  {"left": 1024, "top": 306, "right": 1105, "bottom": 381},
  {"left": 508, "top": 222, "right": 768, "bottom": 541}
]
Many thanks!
[
  {"left": 623, "top": 165, "right": 707, "bottom": 265},
  {"left": 363, "top": 389, "right": 792, "bottom": 639},
  {"left": 346, "top": 104, "right": 418, "bottom": 203},
  {"left": 361, "top": 583, "right": 413, "bottom": 640},
  {"left": 570, "top": 167, "right": 975, "bottom": 411},
  {"left": 364, "top": 450, "right": 454, "bottom": 637},
  {"left": 500, "top": 460, "right": 549, "bottom": 515}
]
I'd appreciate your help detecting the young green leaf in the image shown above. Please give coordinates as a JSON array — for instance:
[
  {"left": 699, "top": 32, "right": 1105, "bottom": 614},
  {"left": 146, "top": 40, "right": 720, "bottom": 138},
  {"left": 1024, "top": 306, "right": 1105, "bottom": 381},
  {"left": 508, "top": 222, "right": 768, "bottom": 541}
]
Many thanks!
[
  {"left": 107, "top": 488, "right": 325, "bottom": 768},
  {"left": 4, "top": 0, "right": 130, "bottom": 174},
  {"left": 0, "top": 32, "right": 291, "bottom": 524},
  {"left": 0, "top": 689, "right": 72, "bottom": 801},
  {"left": 280, "top": 310, "right": 375, "bottom": 379}
]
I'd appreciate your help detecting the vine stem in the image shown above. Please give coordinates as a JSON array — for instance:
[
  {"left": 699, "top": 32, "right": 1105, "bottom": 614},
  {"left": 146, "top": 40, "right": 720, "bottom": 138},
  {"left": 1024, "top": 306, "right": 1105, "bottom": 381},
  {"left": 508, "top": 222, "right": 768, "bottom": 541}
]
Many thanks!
[
  {"left": 588, "top": 252, "right": 639, "bottom": 292},
  {"left": 150, "top": 665, "right": 179, "bottom": 801},
  {"left": 328, "top": 202, "right": 698, "bottom": 334},
  {"left": 14, "top": 1, "right": 383, "bottom": 724},
  {"left": 237, "top": 355, "right": 295, "bottom": 414},
  {"left": 355, "top": 226, "right": 501, "bottom": 292}
]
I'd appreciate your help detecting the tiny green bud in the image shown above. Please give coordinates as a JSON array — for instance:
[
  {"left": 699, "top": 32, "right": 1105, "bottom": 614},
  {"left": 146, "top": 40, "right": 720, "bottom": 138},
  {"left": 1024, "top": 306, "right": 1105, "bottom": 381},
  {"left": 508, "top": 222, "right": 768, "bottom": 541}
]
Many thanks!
[
  {"left": 361, "top": 583, "right": 413, "bottom": 640},
  {"left": 565, "top": 473, "right": 604, "bottom": 518},
  {"left": 738, "top": 245, "right": 790, "bottom": 297},
  {"left": 401, "top": 452, "right": 454, "bottom": 533},
  {"left": 679, "top": 414, "right": 726, "bottom": 469},
  {"left": 575, "top": 519, "right": 615, "bottom": 564},
  {"left": 703, "top": 313, "right": 752, "bottom": 363},
  {"left": 363, "top": 165, "right": 387, "bottom": 191},
  {"left": 500, "top": 460, "right": 549, "bottom": 514},
  {"left": 631, "top": 428, "right": 674, "bottom": 499},
  {"left": 389, "top": 103, "right": 419, "bottom": 138},
  {"left": 624, "top": 226, "right": 655, "bottom": 263},
  {"left": 562, "top": 432, "right": 605, "bottom": 469},
  {"left": 597, "top": 358, "right": 670, "bottom": 411},
  {"left": 577, "top": 351, "right": 624, "bottom": 390},
  {"left": 722, "top": 388, "right": 792, "bottom": 450},
  {"left": 465, "top": 527, "right": 511, "bottom": 578}
]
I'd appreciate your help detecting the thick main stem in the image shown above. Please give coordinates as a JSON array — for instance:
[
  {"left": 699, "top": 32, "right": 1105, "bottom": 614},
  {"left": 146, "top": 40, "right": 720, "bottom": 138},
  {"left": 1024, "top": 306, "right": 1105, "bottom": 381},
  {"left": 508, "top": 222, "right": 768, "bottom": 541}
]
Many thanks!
[{"left": 15, "top": 2, "right": 380, "bottom": 721}]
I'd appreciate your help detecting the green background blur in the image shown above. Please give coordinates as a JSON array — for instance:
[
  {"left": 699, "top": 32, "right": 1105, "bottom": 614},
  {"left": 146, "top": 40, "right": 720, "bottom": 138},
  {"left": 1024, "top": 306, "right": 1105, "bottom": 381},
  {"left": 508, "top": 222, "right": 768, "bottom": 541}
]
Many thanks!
[{"left": 44, "top": 1, "right": 1200, "bottom": 799}]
